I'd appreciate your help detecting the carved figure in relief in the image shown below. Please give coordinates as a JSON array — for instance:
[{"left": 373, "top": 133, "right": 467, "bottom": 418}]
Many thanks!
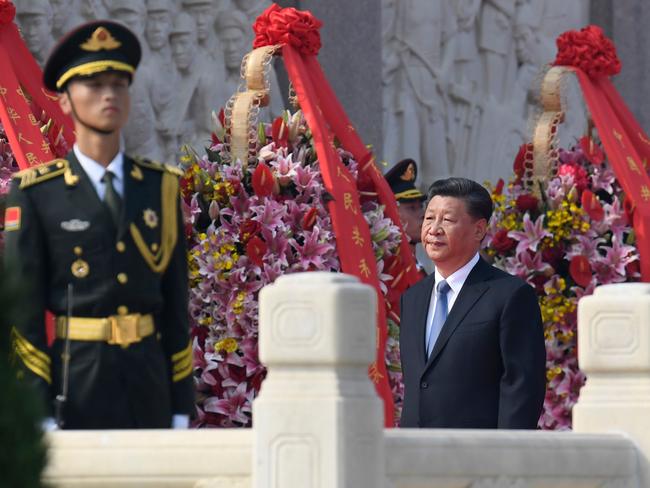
[
  {"left": 383, "top": 0, "right": 454, "bottom": 186},
  {"left": 233, "top": 0, "right": 270, "bottom": 25},
  {"left": 50, "top": 0, "right": 85, "bottom": 40},
  {"left": 145, "top": 0, "right": 179, "bottom": 161},
  {"left": 478, "top": 0, "right": 516, "bottom": 103},
  {"left": 108, "top": 0, "right": 162, "bottom": 160},
  {"left": 15, "top": 0, "right": 55, "bottom": 66},
  {"left": 182, "top": 0, "right": 229, "bottom": 133},
  {"left": 79, "top": 0, "right": 108, "bottom": 21},
  {"left": 215, "top": 10, "right": 284, "bottom": 117},
  {"left": 446, "top": 0, "right": 481, "bottom": 176},
  {"left": 170, "top": 12, "right": 216, "bottom": 152}
]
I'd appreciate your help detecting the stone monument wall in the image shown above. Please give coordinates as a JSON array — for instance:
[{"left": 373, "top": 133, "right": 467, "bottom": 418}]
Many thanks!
[{"left": 15, "top": 0, "right": 284, "bottom": 163}]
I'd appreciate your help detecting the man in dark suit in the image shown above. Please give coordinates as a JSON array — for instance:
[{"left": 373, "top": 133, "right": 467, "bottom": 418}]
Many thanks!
[
  {"left": 399, "top": 177, "right": 546, "bottom": 428},
  {"left": 4, "top": 21, "right": 193, "bottom": 429}
]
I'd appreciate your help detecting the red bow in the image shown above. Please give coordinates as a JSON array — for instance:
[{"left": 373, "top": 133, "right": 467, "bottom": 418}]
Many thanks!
[
  {"left": 554, "top": 25, "right": 621, "bottom": 79},
  {"left": 0, "top": 0, "right": 16, "bottom": 25},
  {"left": 253, "top": 3, "right": 323, "bottom": 56}
]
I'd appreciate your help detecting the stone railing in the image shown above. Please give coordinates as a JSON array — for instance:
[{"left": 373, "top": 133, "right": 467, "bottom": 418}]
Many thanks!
[{"left": 44, "top": 274, "right": 650, "bottom": 487}]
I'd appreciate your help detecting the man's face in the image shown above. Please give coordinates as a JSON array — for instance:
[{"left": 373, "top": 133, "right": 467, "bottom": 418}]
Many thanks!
[
  {"left": 50, "top": 0, "right": 72, "bottom": 31},
  {"left": 421, "top": 195, "right": 486, "bottom": 275},
  {"left": 397, "top": 199, "right": 424, "bottom": 244},
  {"left": 18, "top": 13, "right": 51, "bottom": 52},
  {"left": 220, "top": 27, "right": 246, "bottom": 71},
  {"left": 59, "top": 71, "right": 131, "bottom": 134},
  {"left": 171, "top": 33, "right": 195, "bottom": 71},
  {"left": 147, "top": 10, "right": 172, "bottom": 50},
  {"left": 187, "top": 3, "right": 216, "bottom": 42}
]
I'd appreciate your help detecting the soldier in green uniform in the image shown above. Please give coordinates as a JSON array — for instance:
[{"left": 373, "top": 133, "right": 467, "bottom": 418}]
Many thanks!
[{"left": 4, "top": 21, "right": 194, "bottom": 429}]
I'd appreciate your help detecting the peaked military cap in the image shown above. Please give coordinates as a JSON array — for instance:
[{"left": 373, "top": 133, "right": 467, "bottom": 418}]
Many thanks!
[
  {"left": 43, "top": 21, "right": 141, "bottom": 92},
  {"left": 385, "top": 158, "right": 426, "bottom": 202}
]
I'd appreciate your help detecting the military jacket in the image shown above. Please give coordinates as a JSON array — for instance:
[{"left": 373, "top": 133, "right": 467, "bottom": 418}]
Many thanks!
[{"left": 4, "top": 151, "right": 193, "bottom": 428}]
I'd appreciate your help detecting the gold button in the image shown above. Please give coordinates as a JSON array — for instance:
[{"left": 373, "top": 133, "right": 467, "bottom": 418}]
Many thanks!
[
  {"left": 56, "top": 161, "right": 64, "bottom": 169},
  {"left": 151, "top": 243, "right": 159, "bottom": 252},
  {"left": 117, "top": 273, "right": 128, "bottom": 284},
  {"left": 74, "top": 246, "right": 82, "bottom": 256},
  {"left": 116, "top": 241, "right": 126, "bottom": 252},
  {"left": 117, "top": 306, "right": 129, "bottom": 315}
]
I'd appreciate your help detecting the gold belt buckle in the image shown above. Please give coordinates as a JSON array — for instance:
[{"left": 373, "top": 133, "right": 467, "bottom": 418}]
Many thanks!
[{"left": 109, "top": 314, "right": 142, "bottom": 347}]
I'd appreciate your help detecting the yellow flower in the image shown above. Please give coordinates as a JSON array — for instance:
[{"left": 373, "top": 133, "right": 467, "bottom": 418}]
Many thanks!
[{"left": 215, "top": 337, "right": 238, "bottom": 353}]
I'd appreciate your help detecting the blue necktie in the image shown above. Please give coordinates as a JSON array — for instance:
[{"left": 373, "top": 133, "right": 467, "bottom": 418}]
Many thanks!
[{"left": 426, "top": 280, "right": 450, "bottom": 358}]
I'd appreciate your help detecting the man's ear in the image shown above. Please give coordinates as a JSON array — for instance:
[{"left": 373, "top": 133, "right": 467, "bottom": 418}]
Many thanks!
[
  {"left": 58, "top": 90, "right": 71, "bottom": 116},
  {"left": 474, "top": 218, "right": 487, "bottom": 241}
]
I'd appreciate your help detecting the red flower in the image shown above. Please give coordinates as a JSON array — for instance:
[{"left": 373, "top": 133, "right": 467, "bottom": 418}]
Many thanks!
[
  {"left": 301, "top": 207, "right": 318, "bottom": 231},
  {"left": 246, "top": 236, "right": 267, "bottom": 267},
  {"left": 239, "top": 219, "right": 261, "bottom": 244},
  {"left": 513, "top": 143, "right": 533, "bottom": 180},
  {"left": 569, "top": 255, "right": 592, "bottom": 287},
  {"left": 558, "top": 163, "right": 589, "bottom": 192},
  {"left": 494, "top": 178, "right": 505, "bottom": 196},
  {"left": 581, "top": 189, "right": 604, "bottom": 221},
  {"left": 516, "top": 194, "right": 539, "bottom": 213},
  {"left": 554, "top": 25, "right": 621, "bottom": 79},
  {"left": 542, "top": 244, "right": 564, "bottom": 270},
  {"left": 491, "top": 229, "right": 516, "bottom": 253},
  {"left": 251, "top": 162, "right": 276, "bottom": 197},
  {"left": 624, "top": 195, "right": 635, "bottom": 224},
  {"left": 626, "top": 260, "right": 640, "bottom": 278},
  {"left": 253, "top": 4, "right": 323, "bottom": 56},
  {"left": 0, "top": 1, "right": 16, "bottom": 25},
  {"left": 271, "top": 116, "right": 288, "bottom": 148},
  {"left": 579, "top": 136, "right": 604, "bottom": 165}
]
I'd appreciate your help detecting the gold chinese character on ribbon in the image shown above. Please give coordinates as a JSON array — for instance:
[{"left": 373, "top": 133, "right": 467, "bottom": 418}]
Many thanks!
[
  {"left": 16, "top": 86, "right": 31, "bottom": 104},
  {"left": 352, "top": 226, "right": 364, "bottom": 246},
  {"left": 359, "top": 258, "right": 371, "bottom": 278},
  {"left": 0, "top": 85, "right": 6, "bottom": 101},
  {"left": 628, "top": 156, "right": 641, "bottom": 174},
  {"left": 28, "top": 114, "right": 39, "bottom": 126},
  {"left": 336, "top": 165, "right": 351, "bottom": 183},
  {"left": 18, "top": 133, "right": 33, "bottom": 145},
  {"left": 641, "top": 185, "right": 650, "bottom": 201},
  {"left": 7, "top": 107, "right": 20, "bottom": 124},
  {"left": 41, "top": 141, "right": 51, "bottom": 154},
  {"left": 368, "top": 361, "right": 383, "bottom": 383},
  {"left": 26, "top": 152, "right": 40, "bottom": 165},
  {"left": 41, "top": 88, "right": 59, "bottom": 102},
  {"left": 343, "top": 192, "right": 358, "bottom": 214},
  {"left": 613, "top": 129, "right": 625, "bottom": 148}
]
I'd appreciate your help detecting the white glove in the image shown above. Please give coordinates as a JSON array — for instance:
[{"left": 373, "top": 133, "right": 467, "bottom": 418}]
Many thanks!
[{"left": 172, "top": 414, "right": 189, "bottom": 429}]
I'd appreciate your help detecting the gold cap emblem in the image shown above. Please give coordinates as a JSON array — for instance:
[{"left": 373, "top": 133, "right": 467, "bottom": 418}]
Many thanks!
[{"left": 80, "top": 27, "right": 121, "bottom": 52}]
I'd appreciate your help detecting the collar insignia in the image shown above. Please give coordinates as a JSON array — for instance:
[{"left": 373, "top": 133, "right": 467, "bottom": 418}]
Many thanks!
[{"left": 80, "top": 27, "right": 121, "bottom": 52}]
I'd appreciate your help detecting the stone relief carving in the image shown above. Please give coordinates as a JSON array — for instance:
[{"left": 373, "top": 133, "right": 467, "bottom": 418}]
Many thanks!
[
  {"left": 15, "top": 0, "right": 285, "bottom": 163},
  {"left": 469, "top": 477, "right": 530, "bottom": 488},
  {"left": 382, "top": 0, "right": 589, "bottom": 186}
]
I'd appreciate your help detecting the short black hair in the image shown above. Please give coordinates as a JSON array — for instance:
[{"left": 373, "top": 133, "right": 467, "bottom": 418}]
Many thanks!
[{"left": 426, "top": 177, "right": 493, "bottom": 221}]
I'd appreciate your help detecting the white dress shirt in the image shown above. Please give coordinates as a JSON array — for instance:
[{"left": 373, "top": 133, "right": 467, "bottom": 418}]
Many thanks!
[
  {"left": 424, "top": 252, "right": 480, "bottom": 352},
  {"left": 73, "top": 144, "right": 124, "bottom": 199}
]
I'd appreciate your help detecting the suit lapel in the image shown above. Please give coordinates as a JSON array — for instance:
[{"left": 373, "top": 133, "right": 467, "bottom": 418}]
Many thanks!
[
  {"left": 413, "top": 274, "right": 436, "bottom": 370},
  {"left": 423, "top": 258, "right": 492, "bottom": 371},
  {"left": 118, "top": 156, "right": 138, "bottom": 239}
]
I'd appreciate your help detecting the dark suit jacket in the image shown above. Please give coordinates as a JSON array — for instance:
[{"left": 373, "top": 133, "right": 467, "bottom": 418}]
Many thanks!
[
  {"left": 4, "top": 151, "right": 193, "bottom": 429},
  {"left": 399, "top": 257, "right": 546, "bottom": 429}
]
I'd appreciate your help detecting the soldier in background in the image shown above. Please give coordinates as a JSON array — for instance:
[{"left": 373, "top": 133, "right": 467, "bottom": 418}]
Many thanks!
[
  {"left": 5, "top": 21, "right": 193, "bottom": 429},
  {"left": 15, "top": 0, "right": 55, "bottom": 66},
  {"left": 107, "top": 0, "right": 162, "bottom": 161},
  {"left": 385, "top": 159, "right": 434, "bottom": 275}
]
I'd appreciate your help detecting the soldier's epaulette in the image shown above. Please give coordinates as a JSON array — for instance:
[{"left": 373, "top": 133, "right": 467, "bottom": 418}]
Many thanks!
[
  {"left": 133, "top": 156, "right": 185, "bottom": 177},
  {"left": 12, "top": 159, "right": 78, "bottom": 189}
]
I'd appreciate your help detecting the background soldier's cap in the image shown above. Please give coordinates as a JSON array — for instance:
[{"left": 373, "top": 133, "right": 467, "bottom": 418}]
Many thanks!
[
  {"left": 16, "top": 0, "right": 53, "bottom": 17},
  {"left": 108, "top": 0, "right": 146, "bottom": 15},
  {"left": 181, "top": 0, "right": 213, "bottom": 6},
  {"left": 43, "top": 20, "right": 141, "bottom": 92},
  {"left": 215, "top": 10, "right": 249, "bottom": 32},
  {"left": 146, "top": 0, "right": 174, "bottom": 13},
  {"left": 384, "top": 158, "right": 426, "bottom": 202},
  {"left": 170, "top": 12, "right": 197, "bottom": 37}
]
